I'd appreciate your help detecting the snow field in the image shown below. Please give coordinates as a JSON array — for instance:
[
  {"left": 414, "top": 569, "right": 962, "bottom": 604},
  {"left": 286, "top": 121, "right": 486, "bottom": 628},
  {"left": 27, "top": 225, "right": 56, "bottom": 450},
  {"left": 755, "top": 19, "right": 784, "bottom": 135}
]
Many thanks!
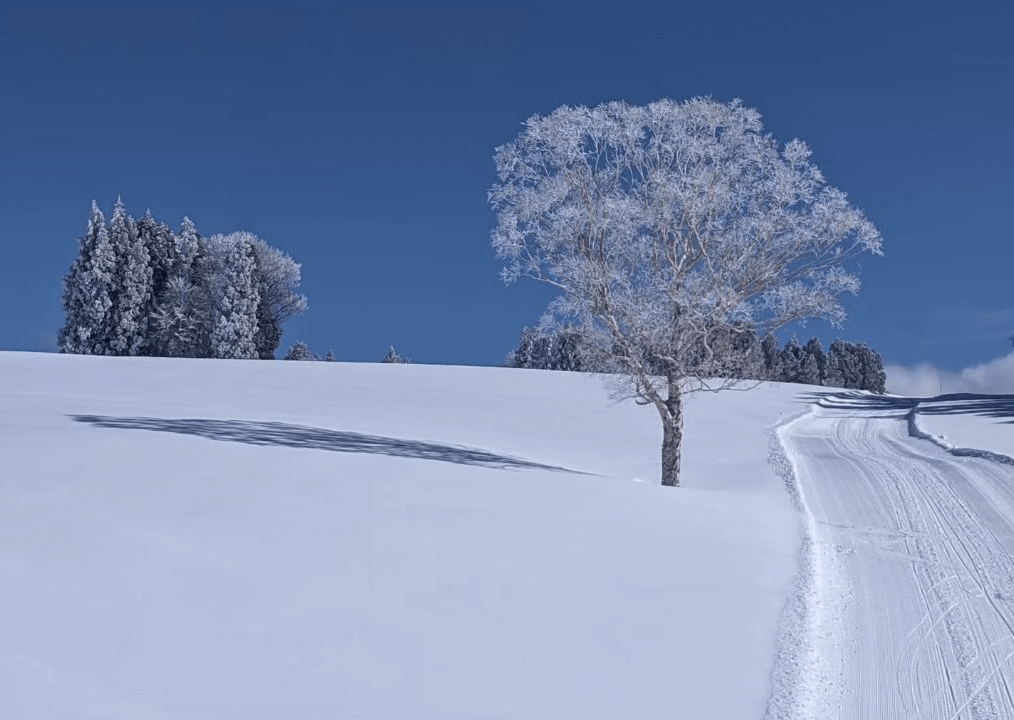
[{"left": 0, "top": 352, "right": 802, "bottom": 719}]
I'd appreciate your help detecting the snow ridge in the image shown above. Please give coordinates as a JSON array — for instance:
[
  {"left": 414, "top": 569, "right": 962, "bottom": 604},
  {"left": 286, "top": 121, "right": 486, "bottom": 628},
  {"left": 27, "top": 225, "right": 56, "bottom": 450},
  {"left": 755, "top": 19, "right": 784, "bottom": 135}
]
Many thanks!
[
  {"left": 906, "top": 407, "right": 1014, "bottom": 468},
  {"left": 764, "top": 408, "right": 849, "bottom": 720}
]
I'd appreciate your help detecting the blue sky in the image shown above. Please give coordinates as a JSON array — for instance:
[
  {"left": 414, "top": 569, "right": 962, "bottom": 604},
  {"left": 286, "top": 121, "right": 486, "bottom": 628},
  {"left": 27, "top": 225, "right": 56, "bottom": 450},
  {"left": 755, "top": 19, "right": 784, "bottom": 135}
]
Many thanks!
[{"left": 1, "top": 0, "right": 1010, "bottom": 371}]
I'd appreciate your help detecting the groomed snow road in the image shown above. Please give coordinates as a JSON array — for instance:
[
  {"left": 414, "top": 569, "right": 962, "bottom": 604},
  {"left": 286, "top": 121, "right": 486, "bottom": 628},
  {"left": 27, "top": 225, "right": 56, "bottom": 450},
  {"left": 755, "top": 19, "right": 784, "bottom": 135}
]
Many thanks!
[{"left": 779, "top": 392, "right": 1014, "bottom": 720}]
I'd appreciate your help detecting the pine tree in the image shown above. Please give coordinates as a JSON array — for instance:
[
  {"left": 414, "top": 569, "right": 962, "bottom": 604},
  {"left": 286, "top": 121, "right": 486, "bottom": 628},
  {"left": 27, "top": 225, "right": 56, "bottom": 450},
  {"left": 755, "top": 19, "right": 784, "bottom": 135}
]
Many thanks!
[
  {"left": 826, "top": 339, "right": 858, "bottom": 388},
  {"left": 208, "top": 234, "right": 261, "bottom": 359},
  {"left": 137, "top": 211, "right": 177, "bottom": 354},
  {"left": 150, "top": 275, "right": 211, "bottom": 358},
  {"left": 760, "top": 334, "right": 781, "bottom": 381},
  {"left": 174, "top": 216, "right": 200, "bottom": 282},
  {"left": 806, "top": 338, "right": 829, "bottom": 384},
  {"left": 798, "top": 337, "right": 827, "bottom": 386},
  {"left": 284, "top": 340, "right": 315, "bottom": 360},
  {"left": 779, "top": 336, "right": 805, "bottom": 383},
  {"left": 106, "top": 198, "right": 152, "bottom": 355},
  {"left": 856, "top": 343, "right": 886, "bottom": 393},
  {"left": 382, "top": 345, "right": 409, "bottom": 363},
  {"left": 58, "top": 201, "right": 117, "bottom": 354},
  {"left": 325, "top": 349, "right": 336, "bottom": 362}
]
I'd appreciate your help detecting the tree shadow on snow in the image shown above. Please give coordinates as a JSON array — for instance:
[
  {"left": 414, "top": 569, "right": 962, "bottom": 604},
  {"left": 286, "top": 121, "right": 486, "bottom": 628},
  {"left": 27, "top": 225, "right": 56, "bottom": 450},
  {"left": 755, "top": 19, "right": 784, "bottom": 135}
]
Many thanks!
[
  {"left": 69, "top": 415, "right": 593, "bottom": 474},
  {"left": 797, "top": 390, "right": 1014, "bottom": 423}
]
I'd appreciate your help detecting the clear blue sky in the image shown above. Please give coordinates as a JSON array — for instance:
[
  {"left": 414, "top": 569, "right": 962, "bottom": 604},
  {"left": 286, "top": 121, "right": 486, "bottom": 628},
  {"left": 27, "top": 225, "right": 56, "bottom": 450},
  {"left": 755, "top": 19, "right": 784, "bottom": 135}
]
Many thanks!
[{"left": 1, "top": 0, "right": 1010, "bottom": 369}]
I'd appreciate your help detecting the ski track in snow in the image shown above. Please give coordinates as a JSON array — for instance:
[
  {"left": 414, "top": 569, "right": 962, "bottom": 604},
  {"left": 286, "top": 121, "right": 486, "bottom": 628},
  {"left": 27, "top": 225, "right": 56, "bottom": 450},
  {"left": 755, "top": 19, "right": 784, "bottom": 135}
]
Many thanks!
[{"left": 779, "top": 398, "right": 1014, "bottom": 720}]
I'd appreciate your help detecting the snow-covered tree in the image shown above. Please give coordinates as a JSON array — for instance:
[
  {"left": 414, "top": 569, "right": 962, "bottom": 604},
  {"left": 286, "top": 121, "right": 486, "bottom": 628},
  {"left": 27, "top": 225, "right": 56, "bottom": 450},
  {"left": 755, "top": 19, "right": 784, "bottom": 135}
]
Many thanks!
[
  {"left": 490, "top": 97, "right": 883, "bottom": 486},
  {"left": 59, "top": 201, "right": 118, "bottom": 354},
  {"left": 247, "top": 236, "right": 308, "bottom": 359},
  {"left": 283, "top": 340, "right": 315, "bottom": 360},
  {"left": 801, "top": 337, "right": 828, "bottom": 386},
  {"left": 149, "top": 217, "right": 213, "bottom": 358},
  {"left": 105, "top": 198, "right": 153, "bottom": 356},
  {"left": 382, "top": 345, "right": 409, "bottom": 363},
  {"left": 856, "top": 343, "right": 886, "bottom": 393},
  {"left": 137, "top": 210, "right": 177, "bottom": 351},
  {"left": 325, "top": 349, "right": 336, "bottom": 362},
  {"left": 507, "top": 326, "right": 587, "bottom": 371},
  {"left": 149, "top": 275, "right": 212, "bottom": 358},
  {"left": 826, "top": 339, "right": 859, "bottom": 388},
  {"left": 760, "top": 334, "right": 781, "bottom": 381},
  {"left": 779, "top": 336, "right": 805, "bottom": 384},
  {"left": 206, "top": 233, "right": 261, "bottom": 359},
  {"left": 174, "top": 216, "right": 201, "bottom": 282}
]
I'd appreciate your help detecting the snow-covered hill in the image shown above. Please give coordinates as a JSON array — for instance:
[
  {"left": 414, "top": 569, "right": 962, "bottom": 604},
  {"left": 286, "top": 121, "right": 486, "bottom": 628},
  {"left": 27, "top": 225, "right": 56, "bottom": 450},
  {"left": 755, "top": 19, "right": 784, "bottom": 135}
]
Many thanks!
[{"left": 0, "top": 351, "right": 802, "bottom": 720}]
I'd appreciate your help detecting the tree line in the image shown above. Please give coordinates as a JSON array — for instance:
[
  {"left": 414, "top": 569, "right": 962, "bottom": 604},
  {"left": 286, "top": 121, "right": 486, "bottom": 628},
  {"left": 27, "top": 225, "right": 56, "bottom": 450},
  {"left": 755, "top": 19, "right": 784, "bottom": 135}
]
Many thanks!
[
  {"left": 505, "top": 326, "right": 886, "bottom": 393},
  {"left": 59, "top": 198, "right": 307, "bottom": 359}
]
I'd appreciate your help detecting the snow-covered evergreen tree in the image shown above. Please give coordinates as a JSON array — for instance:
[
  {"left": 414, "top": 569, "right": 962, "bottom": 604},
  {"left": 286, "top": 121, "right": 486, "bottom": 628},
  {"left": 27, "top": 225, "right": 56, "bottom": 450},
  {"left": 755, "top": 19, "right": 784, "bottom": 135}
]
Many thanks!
[
  {"left": 760, "top": 334, "right": 781, "bottom": 381},
  {"left": 106, "top": 198, "right": 153, "bottom": 356},
  {"left": 174, "top": 216, "right": 200, "bottom": 281},
  {"left": 382, "top": 345, "right": 409, "bottom": 363},
  {"left": 207, "top": 233, "right": 261, "bottom": 359},
  {"left": 58, "top": 201, "right": 117, "bottom": 354},
  {"left": 283, "top": 340, "right": 315, "bottom": 360},
  {"left": 149, "top": 217, "right": 212, "bottom": 358},
  {"left": 137, "top": 210, "right": 177, "bottom": 353},
  {"left": 325, "top": 349, "right": 335, "bottom": 362},
  {"left": 149, "top": 275, "right": 211, "bottom": 358},
  {"left": 826, "top": 339, "right": 857, "bottom": 388},
  {"left": 796, "top": 337, "right": 826, "bottom": 385},
  {"left": 779, "top": 336, "right": 805, "bottom": 384},
  {"left": 856, "top": 343, "right": 886, "bottom": 393}
]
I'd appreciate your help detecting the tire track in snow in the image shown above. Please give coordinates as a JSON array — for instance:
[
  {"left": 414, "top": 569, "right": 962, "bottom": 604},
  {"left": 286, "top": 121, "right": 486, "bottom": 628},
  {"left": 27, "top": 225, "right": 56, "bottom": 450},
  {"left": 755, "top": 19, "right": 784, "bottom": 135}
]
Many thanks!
[{"left": 776, "top": 402, "right": 1014, "bottom": 719}]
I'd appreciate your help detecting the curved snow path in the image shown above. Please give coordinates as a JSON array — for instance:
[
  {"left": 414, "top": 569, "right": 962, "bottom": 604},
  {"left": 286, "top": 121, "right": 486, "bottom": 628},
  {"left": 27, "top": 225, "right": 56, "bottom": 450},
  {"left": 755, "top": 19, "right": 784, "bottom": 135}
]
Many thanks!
[{"left": 781, "top": 400, "right": 1014, "bottom": 720}]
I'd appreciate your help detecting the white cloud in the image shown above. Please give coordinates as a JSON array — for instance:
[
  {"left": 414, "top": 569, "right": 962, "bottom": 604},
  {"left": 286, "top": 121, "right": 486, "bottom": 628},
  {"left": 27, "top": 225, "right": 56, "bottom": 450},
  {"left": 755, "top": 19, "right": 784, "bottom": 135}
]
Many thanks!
[{"left": 886, "top": 352, "right": 1014, "bottom": 397}]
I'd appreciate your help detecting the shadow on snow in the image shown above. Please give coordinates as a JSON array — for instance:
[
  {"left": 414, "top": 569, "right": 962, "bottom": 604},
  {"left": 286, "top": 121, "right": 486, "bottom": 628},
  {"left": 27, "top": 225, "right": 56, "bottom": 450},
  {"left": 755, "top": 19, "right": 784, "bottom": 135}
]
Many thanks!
[
  {"left": 69, "top": 414, "right": 593, "bottom": 474},
  {"left": 795, "top": 390, "right": 1014, "bottom": 423}
]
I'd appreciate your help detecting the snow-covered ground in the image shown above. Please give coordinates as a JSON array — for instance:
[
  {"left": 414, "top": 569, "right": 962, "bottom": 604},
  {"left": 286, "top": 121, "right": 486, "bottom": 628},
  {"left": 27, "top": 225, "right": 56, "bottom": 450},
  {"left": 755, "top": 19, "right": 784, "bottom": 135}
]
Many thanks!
[
  {"left": 911, "top": 394, "right": 1014, "bottom": 463},
  {"left": 0, "top": 351, "right": 803, "bottom": 720},
  {"left": 781, "top": 390, "right": 1014, "bottom": 719}
]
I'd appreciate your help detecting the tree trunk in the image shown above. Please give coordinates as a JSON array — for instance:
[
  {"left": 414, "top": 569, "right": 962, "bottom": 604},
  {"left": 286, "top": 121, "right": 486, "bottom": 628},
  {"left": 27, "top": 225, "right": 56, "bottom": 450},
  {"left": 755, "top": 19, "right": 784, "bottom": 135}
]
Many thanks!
[{"left": 661, "top": 375, "right": 683, "bottom": 487}]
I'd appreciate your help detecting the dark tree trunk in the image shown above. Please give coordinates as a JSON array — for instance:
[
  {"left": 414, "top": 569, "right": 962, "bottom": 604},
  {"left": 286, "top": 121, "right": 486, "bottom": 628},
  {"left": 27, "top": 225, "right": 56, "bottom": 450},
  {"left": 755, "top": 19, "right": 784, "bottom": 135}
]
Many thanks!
[{"left": 661, "top": 374, "right": 683, "bottom": 487}]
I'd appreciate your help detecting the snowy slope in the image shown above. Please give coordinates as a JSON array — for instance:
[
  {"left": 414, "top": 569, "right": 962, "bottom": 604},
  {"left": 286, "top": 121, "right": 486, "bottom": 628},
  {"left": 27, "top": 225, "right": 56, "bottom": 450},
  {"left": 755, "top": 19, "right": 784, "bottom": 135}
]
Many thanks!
[
  {"left": 911, "top": 394, "right": 1014, "bottom": 463},
  {"left": 0, "top": 352, "right": 802, "bottom": 720},
  {"left": 779, "top": 392, "right": 1014, "bottom": 720}
]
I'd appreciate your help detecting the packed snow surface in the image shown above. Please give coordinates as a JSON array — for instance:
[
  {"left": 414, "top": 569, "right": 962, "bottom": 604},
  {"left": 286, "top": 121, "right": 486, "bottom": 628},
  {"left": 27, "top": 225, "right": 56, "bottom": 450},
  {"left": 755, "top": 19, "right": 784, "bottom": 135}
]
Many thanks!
[
  {"left": 780, "top": 391, "right": 1014, "bottom": 719},
  {"left": 0, "top": 352, "right": 802, "bottom": 720}
]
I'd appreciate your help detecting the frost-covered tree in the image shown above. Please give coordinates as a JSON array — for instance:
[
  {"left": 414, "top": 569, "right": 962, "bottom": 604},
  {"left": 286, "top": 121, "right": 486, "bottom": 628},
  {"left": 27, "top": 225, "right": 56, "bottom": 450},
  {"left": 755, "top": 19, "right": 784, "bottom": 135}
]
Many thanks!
[
  {"left": 827, "top": 339, "right": 863, "bottom": 389},
  {"left": 856, "top": 342, "right": 886, "bottom": 393},
  {"left": 507, "top": 326, "right": 586, "bottom": 371},
  {"left": 150, "top": 217, "right": 213, "bottom": 358},
  {"left": 325, "top": 349, "right": 335, "bottom": 362},
  {"left": 174, "top": 216, "right": 201, "bottom": 281},
  {"left": 490, "top": 97, "right": 883, "bottom": 486},
  {"left": 206, "top": 233, "right": 261, "bottom": 359},
  {"left": 779, "top": 336, "right": 805, "bottom": 384},
  {"left": 801, "top": 337, "right": 828, "bottom": 386},
  {"left": 59, "top": 201, "right": 118, "bottom": 354},
  {"left": 382, "top": 345, "right": 409, "bottom": 363},
  {"left": 506, "top": 327, "right": 541, "bottom": 368},
  {"left": 283, "top": 340, "right": 315, "bottom": 360},
  {"left": 149, "top": 275, "right": 212, "bottom": 358},
  {"left": 105, "top": 198, "right": 153, "bottom": 356},
  {"left": 760, "top": 334, "right": 781, "bottom": 381},
  {"left": 137, "top": 210, "right": 177, "bottom": 351},
  {"left": 247, "top": 235, "right": 308, "bottom": 359}
]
